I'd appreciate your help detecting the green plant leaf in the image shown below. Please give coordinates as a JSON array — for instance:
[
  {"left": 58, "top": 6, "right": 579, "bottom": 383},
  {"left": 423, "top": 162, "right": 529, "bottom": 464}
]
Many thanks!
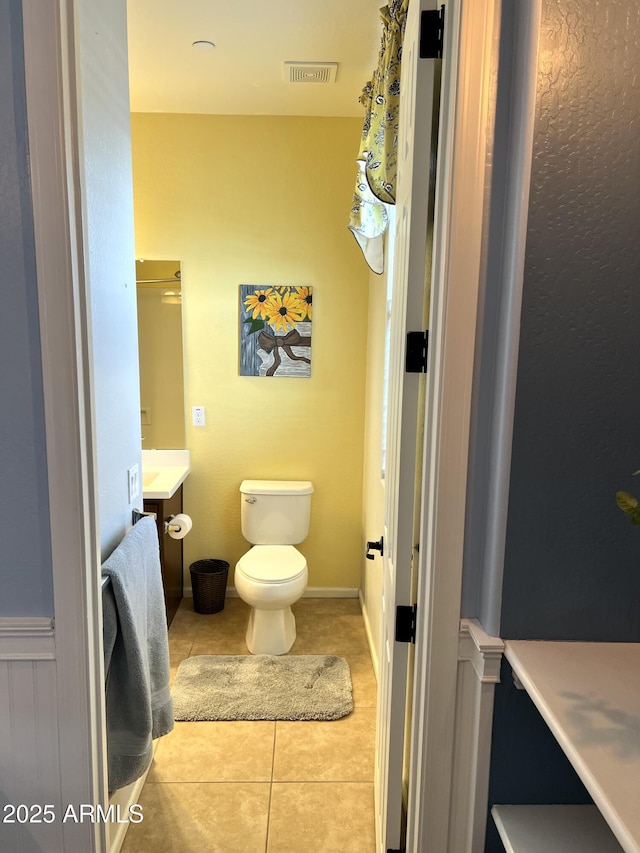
[
  {"left": 616, "top": 491, "right": 637, "bottom": 511},
  {"left": 243, "top": 318, "right": 265, "bottom": 334},
  {"left": 616, "top": 491, "right": 640, "bottom": 525}
]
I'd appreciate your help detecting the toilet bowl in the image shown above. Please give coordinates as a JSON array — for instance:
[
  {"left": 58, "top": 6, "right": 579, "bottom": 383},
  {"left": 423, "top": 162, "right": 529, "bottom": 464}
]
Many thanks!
[
  {"left": 235, "top": 479, "right": 313, "bottom": 655},
  {"left": 235, "top": 545, "right": 308, "bottom": 655}
]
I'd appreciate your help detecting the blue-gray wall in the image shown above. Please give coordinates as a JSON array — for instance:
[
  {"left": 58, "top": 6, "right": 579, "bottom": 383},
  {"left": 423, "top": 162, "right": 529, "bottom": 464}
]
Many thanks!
[
  {"left": 0, "top": 1, "right": 53, "bottom": 617},
  {"left": 499, "top": 0, "right": 640, "bottom": 641},
  {"left": 485, "top": 2, "right": 640, "bottom": 849},
  {"left": 74, "top": 0, "right": 141, "bottom": 560},
  {"left": 0, "top": 0, "right": 140, "bottom": 616}
]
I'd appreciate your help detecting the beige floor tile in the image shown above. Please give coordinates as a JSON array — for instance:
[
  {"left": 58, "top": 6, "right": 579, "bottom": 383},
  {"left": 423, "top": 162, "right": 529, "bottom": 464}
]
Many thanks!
[
  {"left": 346, "top": 655, "right": 378, "bottom": 708},
  {"left": 169, "top": 652, "right": 190, "bottom": 686},
  {"left": 273, "top": 707, "right": 375, "bottom": 782},
  {"left": 188, "top": 599, "right": 251, "bottom": 654},
  {"left": 195, "top": 618, "right": 250, "bottom": 642},
  {"left": 133, "top": 597, "right": 376, "bottom": 849},
  {"left": 190, "top": 635, "right": 251, "bottom": 655},
  {"left": 290, "top": 613, "right": 370, "bottom": 656},
  {"left": 267, "top": 782, "right": 376, "bottom": 852},
  {"left": 149, "top": 720, "right": 275, "bottom": 782},
  {"left": 196, "top": 597, "right": 247, "bottom": 617},
  {"left": 120, "top": 782, "right": 270, "bottom": 853},
  {"left": 168, "top": 634, "right": 193, "bottom": 655},
  {"left": 168, "top": 602, "right": 204, "bottom": 631}
]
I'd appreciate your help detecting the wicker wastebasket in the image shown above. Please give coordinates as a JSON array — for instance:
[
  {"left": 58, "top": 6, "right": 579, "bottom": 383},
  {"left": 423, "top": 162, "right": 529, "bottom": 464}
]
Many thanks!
[{"left": 189, "top": 559, "right": 229, "bottom": 614}]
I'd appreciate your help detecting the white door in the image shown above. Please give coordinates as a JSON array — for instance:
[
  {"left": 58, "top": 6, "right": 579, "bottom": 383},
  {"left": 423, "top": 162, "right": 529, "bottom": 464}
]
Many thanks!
[{"left": 375, "top": 1, "right": 442, "bottom": 850}]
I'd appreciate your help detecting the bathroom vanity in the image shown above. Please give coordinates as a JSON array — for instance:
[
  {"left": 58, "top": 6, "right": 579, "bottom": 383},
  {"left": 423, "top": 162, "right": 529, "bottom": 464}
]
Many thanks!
[
  {"left": 143, "top": 486, "right": 183, "bottom": 626},
  {"left": 142, "top": 450, "right": 190, "bottom": 626}
]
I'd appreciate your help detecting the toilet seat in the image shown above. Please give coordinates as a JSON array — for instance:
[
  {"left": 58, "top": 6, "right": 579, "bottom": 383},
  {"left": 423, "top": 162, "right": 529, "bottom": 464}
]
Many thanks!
[{"left": 237, "top": 545, "right": 306, "bottom": 583}]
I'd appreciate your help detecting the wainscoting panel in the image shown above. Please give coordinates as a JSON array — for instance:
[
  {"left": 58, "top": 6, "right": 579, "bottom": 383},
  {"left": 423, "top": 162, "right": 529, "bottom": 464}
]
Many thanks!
[
  {"left": 449, "top": 619, "right": 504, "bottom": 852},
  {"left": 0, "top": 656, "right": 64, "bottom": 852}
]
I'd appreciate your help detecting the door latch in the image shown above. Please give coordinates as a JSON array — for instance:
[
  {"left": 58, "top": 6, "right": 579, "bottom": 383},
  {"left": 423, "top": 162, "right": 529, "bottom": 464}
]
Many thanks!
[{"left": 365, "top": 537, "right": 384, "bottom": 560}]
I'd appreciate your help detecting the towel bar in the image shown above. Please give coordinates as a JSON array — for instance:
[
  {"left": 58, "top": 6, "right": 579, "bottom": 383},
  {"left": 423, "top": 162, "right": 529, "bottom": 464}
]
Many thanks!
[
  {"left": 101, "top": 512, "right": 158, "bottom": 589},
  {"left": 132, "top": 508, "right": 157, "bottom": 525}
]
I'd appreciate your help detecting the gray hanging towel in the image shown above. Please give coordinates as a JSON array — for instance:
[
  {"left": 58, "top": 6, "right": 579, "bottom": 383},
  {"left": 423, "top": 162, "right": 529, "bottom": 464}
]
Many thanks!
[{"left": 102, "top": 516, "right": 173, "bottom": 792}]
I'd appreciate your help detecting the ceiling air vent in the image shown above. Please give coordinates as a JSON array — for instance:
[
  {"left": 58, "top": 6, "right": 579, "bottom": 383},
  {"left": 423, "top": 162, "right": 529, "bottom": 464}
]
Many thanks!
[{"left": 284, "top": 61, "right": 338, "bottom": 84}]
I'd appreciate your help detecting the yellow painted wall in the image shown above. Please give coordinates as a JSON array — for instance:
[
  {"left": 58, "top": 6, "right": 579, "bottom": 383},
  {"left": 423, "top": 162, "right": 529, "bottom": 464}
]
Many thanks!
[{"left": 131, "top": 113, "right": 369, "bottom": 589}]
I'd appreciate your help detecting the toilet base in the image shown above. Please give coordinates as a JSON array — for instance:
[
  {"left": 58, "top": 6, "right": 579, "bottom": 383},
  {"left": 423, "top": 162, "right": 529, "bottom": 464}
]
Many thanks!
[{"left": 246, "top": 605, "right": 296, "bottom": 655}]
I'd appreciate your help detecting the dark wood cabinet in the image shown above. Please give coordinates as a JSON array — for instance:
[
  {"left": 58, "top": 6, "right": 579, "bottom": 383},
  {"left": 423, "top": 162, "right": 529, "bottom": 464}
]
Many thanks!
[{"left": 144, "top": 485, "right": 184, "bottom": 626}]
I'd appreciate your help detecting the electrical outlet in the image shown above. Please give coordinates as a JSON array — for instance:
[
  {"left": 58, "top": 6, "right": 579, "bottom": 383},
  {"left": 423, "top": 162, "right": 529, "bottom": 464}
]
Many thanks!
[
  {"left": 192, "top": 406, "right": 206, "bottom": 427},
  {"left": 128, "top": 464, "right": 140, "bottom": 502}
]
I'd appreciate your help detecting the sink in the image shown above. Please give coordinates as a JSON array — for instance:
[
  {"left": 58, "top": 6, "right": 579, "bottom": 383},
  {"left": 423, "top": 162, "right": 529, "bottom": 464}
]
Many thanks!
[{"left": 141, "top": 450, "right": 190, "bottom": 499}]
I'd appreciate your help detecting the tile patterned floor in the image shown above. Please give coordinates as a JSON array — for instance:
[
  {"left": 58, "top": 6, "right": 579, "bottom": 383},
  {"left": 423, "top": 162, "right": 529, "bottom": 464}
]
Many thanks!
[{"left": 120, "top": 597, "right": 378, "bottom": 852}]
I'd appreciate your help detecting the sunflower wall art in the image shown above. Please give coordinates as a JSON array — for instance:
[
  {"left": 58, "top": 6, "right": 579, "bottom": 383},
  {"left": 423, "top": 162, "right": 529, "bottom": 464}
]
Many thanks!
[{"left": 239, "top": 285, "right": 313, "bottom": 377}]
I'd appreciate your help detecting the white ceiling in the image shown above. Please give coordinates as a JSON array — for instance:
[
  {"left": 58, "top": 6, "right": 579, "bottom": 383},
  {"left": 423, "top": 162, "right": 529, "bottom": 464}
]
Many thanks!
[{"left": 126, "top": 0, "right": 384, "bottom": 117}]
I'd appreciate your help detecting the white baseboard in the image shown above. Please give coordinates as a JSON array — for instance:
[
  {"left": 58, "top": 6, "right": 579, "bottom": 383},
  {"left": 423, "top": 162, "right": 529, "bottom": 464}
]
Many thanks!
[
  {"left": 107, "top": 764, "right": 151, "bottom": 853},
  {"left": 359, "top": 589, "right": 379, "bottom": 681},
  {"left": 0, "top": 617, "right": 55, "bottom": 660},
  {"left": 304, "top": 587, "right": 360, "bottom": 598},
  {"left": 183, "top": 586, "right": 360, "bottom": 599}
]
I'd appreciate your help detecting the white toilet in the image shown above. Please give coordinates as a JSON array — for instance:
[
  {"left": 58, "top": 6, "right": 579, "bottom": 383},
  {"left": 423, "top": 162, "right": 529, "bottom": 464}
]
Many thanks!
[{"left": 235, "top": 479, "right": 313, "bottom": 655}]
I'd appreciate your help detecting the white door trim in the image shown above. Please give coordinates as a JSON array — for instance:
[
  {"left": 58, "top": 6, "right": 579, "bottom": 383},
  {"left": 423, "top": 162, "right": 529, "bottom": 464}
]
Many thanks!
[
  {"left": 407, "top": 0, "right": 544, "bottom": 846},
  {"left": 22, "top": 1, "right": 108, "bottom": 849},
  {"left": 406, "top": 0, "right": 501, "bottom": 849},
  {"left": 463, "top": 0, "right": 543, "bottom": 636},
  {"left": 451, "top": 620, "right": 504, "bottom": 852},
  {"left": 375, "top": 1, "right": 441, "bottom": 847}
]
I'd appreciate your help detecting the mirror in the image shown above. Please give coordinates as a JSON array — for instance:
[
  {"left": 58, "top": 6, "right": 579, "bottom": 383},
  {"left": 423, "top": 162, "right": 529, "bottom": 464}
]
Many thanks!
[{"left": 136, "top": 259, "right": 185, "bottom": 448}]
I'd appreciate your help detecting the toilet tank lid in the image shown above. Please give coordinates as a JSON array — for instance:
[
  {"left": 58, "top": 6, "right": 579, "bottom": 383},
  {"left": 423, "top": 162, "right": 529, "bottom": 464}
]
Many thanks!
[{"left": 240, "top": 479, "right": 314, "bottom": 496}]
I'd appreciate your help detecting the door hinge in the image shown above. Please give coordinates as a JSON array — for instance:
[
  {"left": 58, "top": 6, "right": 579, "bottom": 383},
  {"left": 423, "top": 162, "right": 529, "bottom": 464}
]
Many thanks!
[
  {"left": 420, "top": 6, "right": 445, "bottom": 59},
  {"left": 395, "top": 604, "right": 417, "bottom": 644},
  {"left": 405, "top": 330, "right": 429, "bottom": 373}
]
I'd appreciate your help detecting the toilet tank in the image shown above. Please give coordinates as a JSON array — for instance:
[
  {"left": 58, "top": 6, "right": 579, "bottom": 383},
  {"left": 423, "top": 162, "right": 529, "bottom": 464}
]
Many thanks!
[{"left": 240, "top": 480, "right": 313, "bottom": 545}]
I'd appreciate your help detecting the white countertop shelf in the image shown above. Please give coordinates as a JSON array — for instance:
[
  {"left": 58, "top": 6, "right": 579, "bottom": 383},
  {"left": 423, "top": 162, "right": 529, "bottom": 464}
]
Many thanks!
[
  {"left": 504, "top": 641, "right": 640, "bottom": 853},
  {"left": 141, "top": 449, "right": 190, "bottom": 499},
  {"left": 492, "top": 804, "right": 624, "bottom": 852}
]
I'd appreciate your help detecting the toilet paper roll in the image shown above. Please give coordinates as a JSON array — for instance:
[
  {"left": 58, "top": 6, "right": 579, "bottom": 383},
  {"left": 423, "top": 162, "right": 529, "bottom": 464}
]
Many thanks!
[{"left": 167, "top": 513, "right": 193, "bottom": 540}]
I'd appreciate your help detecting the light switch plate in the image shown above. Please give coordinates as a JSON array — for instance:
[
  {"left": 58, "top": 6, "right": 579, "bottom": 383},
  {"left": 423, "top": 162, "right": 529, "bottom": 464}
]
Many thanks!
[{"left": 128, "top": 464, "right": 140, "bottom": 502}]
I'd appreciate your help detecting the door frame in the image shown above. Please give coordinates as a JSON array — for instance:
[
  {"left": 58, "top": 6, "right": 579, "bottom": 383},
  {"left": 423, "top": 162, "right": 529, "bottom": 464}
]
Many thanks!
[
  {"left": 22, "top": 1, "right": 109, "bottom": 850},
  {"left": 406, "top": 0, "right": 501, "bottom": 848},
  {"left": 406, "top": 0, "right": 542, "bottom": 847},
  {"left": 21, "top": 0, "right": 536, "bottom": 849},
  {"left": 374, "top": 0, "right": 442, "bottom": 845}
]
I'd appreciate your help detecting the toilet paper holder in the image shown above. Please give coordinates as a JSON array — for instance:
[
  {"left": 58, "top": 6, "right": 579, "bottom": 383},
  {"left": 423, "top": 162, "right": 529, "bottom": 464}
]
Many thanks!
[
  {"left": 163, "top": 513, "right": 193, "bottom": 539},
  {"left": 164, "top": 515, "right": 182, "bottom": 533},
  {"left": 164, "top": 514, "right": 182, "bottom": 535}
]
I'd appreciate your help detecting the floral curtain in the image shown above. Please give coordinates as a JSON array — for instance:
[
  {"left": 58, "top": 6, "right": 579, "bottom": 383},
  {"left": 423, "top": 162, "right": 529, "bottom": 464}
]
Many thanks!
[{"left": 348, "top": 0, "right": 409, "bottom": 274}]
